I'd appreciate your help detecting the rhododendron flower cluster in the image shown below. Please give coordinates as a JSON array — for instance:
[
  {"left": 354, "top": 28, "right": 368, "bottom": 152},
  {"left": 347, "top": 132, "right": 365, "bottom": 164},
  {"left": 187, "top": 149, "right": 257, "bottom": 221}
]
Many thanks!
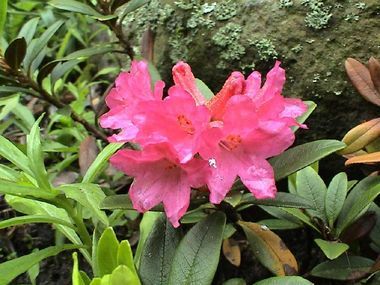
[{"left": 100, "top": 60, "right": 307, "bottom": 227}]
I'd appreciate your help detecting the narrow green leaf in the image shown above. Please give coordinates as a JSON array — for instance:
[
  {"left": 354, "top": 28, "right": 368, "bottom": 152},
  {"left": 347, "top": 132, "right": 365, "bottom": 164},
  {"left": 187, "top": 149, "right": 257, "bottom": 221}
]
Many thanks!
[
  {"left": 240, "top": 192, "right": 313, "bottom": 209},
  {"left": 51, "top": 59, "right": 82, "bottom": 87},
  {"left": 270, "top": 140, "right": 346, "bottom": 181},
  {"left": 97, "top": 227, "right": 120, "bottom": 276},
  {"left": 253, "top": 276, "right": 313, "bottom": 285},
  {"left": 139, "top": 215, "right": 181, "bottom": 285},
  {"left": 195, "top": 78, "right": 214, "bottom": 100},
  {"left": 100, "top": 194, "right": 133, "bottom": 210},
  {"left": 72, "top": 252, "right": 87, "bottom": 285},
  {"left": 0, "top": 214, "right": 75, "bottom": 230},
  {"left": 325, "top": 173, "right": 347, "bottom": 227},
  {"left": 0, "top": 86, "right": 35, "bottom": 95},
  {"left": 258, "top": 219, "right": 302, "bottom": 230},
  {"left": 17, "top": 17, "right": 39, "bottom": 44},
  {"left": 0, "top": 0, "right": 7, "bottom": 38},
  {"left": 311, "top": 256, "right": 374, "bottom": 280},
  {"left": 0, "top": 164, "right": 19, "bottom": 181},
  {"left": 83, "top": 143, "right": 123, "bottom": 183},
  {"left": 4, "top": 38, "right": 27, "bottom": 70},
  {"left": 0, "top": 244, "right": 81, "bottom": 284},
  {"left": 49, "top": 0, "right": 116, "bottom": 20},
  {"left": 296, "top": 167, "right": 327, "bottom": 222},
  {"left": 58, "top": 183, "right": 108, "bottom": 226},
  {"left": 168, "top": 212, "right": 226, "bottom": 285},
  {"left": 337, "top": 181, "right": 380, "bottom": 235},
  {"left": 0, "top": 180, "right": 56, "bottom": 199},
  {"left": 281, "top": 208, "right": 320, "bottom": 232},
  {"left": 118, "top": 0, "right": 150, "bottom": 20},
  {"left": 314, "top": 239, "right": 349, "bottom": 260},
  {"left": 27, "top": 116, "right": 51, "bottom": 190},
  {"left": 61, "top": 45, "right": 117, "bottom": 61},
  {"left": 117, "top": 240, "right": 139, "bottom": 281},
  {"left": 23, "top": 20, "right": 64, "bottom": 72}
]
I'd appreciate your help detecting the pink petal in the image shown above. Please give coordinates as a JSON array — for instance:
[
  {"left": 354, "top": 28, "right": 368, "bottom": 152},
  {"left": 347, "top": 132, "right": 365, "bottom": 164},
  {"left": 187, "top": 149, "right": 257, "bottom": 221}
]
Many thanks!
[
  {"left": 172, "top": 61, "right": 206, "bottom": 105},
  {"left": 244, "top": 71, "right": 262, "bottom": 99}
]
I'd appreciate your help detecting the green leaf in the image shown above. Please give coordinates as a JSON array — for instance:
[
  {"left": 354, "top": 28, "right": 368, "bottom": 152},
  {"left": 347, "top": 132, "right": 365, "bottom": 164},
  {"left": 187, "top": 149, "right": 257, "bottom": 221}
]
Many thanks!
[
  {"left": 0, "top": 0, "right": 7, "bottom": 38},
  {"left": 253, "top": 276, "right": 313, "bottom": 285},
  {"left": 134, "top": 211, "right": 162, "bottom": 267},
  {"left": 17, "top": 17, "right": 39, "bottom": 44},
  {"left": 27, "top": 116, "right": 51, "bottom": 190},
  {"left": 270, "top": 140, "right": 346, "bottom": 181},
  {"left": 336, "top": 179, "right": 380, "bottom": 235},
  {"left": 222, "top": 278, "right": 246, "bottom": 285},
  {"left": 51, "top": 59, "right": 82, "bottom": 87},
  {"left": 239, "top": 221, "right": 298, "bottom": 276},
  {"left": 168, "top": 212, "right": 226, "bottom": 285},
  {"left": 0, "top": 180, "right": 56, "bottom": 199},
  {"left": 0, "top": 86, "right": 34, "bottom": 95},
  {"left": 239, "top": 192, "right": 313, "bottom": 209},
  {"left": 0, "top": 244, "right": 81, "bottom": 284},
  {"left": 110, "top": 265, "right": 140, "bottom": 285},
  {"left": 117, "top": 240, "right": 139, "bottom": 281},
  {"left": 0, "top": 214, "right": 75, "bottom": 230},
  {"left": 258, "top": 219, "right": 302, "bottom": 230},
  {"left": 60, "top": 45, "right": 117, "bottom": 61},
  {"left": 23, "top": 20, "right": 64, "bottom": 72},
  {"left": 310, "top": 256, "right": 374, "bottom": 280},
  {"left": 83, "top": 143, "right": 123, "bottom": 183},
  {"left": 139, "top": 215, "right": 181, "bottom": 285},
  {"left": 4, "top": 38, "right": 27, "bottom": 70},
  {"left": 291, "top": 101, "right": 317, "bottom": 132},
  {"left": 296, "top": 167, "right": 327, "bottom": 222},
  {"left": 97, "top": 227, "right": 120, "bottom": 276},
  {"left": 314, "top": 239, "right": 349, "bottom": 260},
  {"left": 325, "top": 172, "right": 347, "bottom": 228},
  {"left": 49, "top": 0, "right": 116, "bottom": 20},
  {"left": 0, "top": 164, "right": 19, "bottom": 181},
  {"left": 118, "top": 0, "right": 150, "bottom": 20},
  {"left": 101, "top": 194, "right": 134, "bottom": 210},
  {"left": 72, "top": 252, "right": 89, "bottom": 285},
  {"left": 195, "top": 78, "right": 214, "bottom": 100},
  {"left": 281, "top": 208, "right": 320, "bottom": 232},
  {"left": 58, "top": 183, "right": 108, "bottom": 226}
]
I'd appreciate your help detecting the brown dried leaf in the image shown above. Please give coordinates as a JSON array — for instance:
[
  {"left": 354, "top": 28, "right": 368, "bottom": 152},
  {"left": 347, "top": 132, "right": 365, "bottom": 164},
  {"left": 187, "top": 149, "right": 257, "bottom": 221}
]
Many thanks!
[
  {"left": 222, "top": 238, "right": 241, "bottom": 267},
  {"left": 141, "top": 28, "right": 154, "bottom": 62},
  {"left": 239, "top": 221, "right": 298, "bottom": 276},
  {"left": 79, "top": 136, "right": 99, "bottom": 176},
  {"left": 341, "top": 212, "right": 376, "bottom": 243},
  {"left": 345, "top": 58, "right": 380, "bottom": 106},
  {"left": 52, "top": 171, "right": 79, "bottom": 187},
  {"left": 369, "top": 57, "right": 380, "bottom": 93},
  {"left": 340, "top": 118, "right": 380, "bottom": 155},
  {"left": 345, "top": 151, "right": 380, "bottom": 165}
]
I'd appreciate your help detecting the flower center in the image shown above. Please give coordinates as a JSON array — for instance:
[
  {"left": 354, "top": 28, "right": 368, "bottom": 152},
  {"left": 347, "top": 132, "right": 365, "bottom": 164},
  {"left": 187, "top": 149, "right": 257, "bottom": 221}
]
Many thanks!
[
  {"left": 177, "top": 114, "right": 195, "bottom": 134},
  {"left": 220, "top": 134, "right": 242, "bottom": 151}
]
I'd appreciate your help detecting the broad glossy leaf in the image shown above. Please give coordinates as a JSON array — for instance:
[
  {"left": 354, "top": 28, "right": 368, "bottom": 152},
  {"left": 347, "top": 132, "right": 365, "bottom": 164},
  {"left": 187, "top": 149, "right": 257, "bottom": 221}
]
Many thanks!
[
  {"left": 341, "top": 118, "right": 380, "bottom": 155},
  {"left": 337, "top": 176, "right": 380, "bottom": 234},
  {"left": 369, "top": 57, "right": 380, "bottom": 93},
  {"left": 82, "top": 143, "right": 123, "bottom": 183},
  {"left": 239, "top": 192, "right": 313, "bottom": 209},
  {"left": 23, "top": 21, "right": 64, "bottom": 72},
  {"left": 345, "top": 151, "right": 380, "bottom": 165},
  {"left": 101, "top": 194, "right": 133, "bottom": 210},
  {"left": 345, "top": 58, "right": 380, "bottom": 106},
  {"left": 223, "top": 278, "right": 246, "bottom": 285},
  {"left": 49, "top": 0, "right": 116, "bottom": 20},
  {"left": 296, "top": 167, "right": 327, "bottom": 222},
  {"left": 97, "top": 227, "right": 119, "bottom": 276},
  {"left": 270, "top": 140, "right": 346, "bottom": 181},
  {"left": 342, "top": 212, "right": 376, "bottom": 243},
  {"left": 0, "top": 244, "right": 80, "bottom": 284},
  {"left": 325, "top": 173, "right": 347, "bottom": 227},
  {"left": 258, "top": 219, "right": 301, "bottom": 230},
  {"left": 5, "top": 38, "right": 27, "bottom": 70},
  {"left": 314, "top": 239, "right": 349, "bottom": 260},
  {"left": 337, "top": 181, "right": 380, "bottom": 235},
  {"left": 17, "top": 17, "right": 39, "bottom": 44},
  {"left": 196, "top": 78, "right": 214, "bottom": 100},
  {"left": 0, "top": 0, "right": 6, "bottom": 38},
  {"left": 139, "top": 215, "right": 181, "bottom": 285},
  {"left": 0, "top": 214, "right": 75, "bottom": 230},
  {"left": 281, "top": 208, "right": 320, "bottom": 232},
  {"left": 253, "top": 276, "right": 313, "bottom": 285},
  {"left": 27, "top": 116, "right": 51, "bottom": 190},
  {"left": 168, "top": 212, "right": 226, "bottom": 285},
  {"left": 311, "top": 255, "right": 374, "bottom": 280},
  {"left": 117, "top": 240, "right": 139, "bottom": 279},
  {"left": 239, "top": 221, "right": 298, "bottom": 276},
  {"left": 110, "top": 265, "right": 140, "bottom": 285},
  {"left": 59, "top": 183, "right": 108, "bottom": 226}
]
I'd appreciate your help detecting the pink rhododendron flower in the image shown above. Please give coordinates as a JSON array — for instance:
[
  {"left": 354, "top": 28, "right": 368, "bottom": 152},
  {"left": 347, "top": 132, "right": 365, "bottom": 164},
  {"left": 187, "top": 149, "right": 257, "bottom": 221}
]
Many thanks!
[
  {"left": 110, "top": 143, "right": 209, "bottom": 227},
  {"left": 102, "top": 59, "right": 307, "bottom": 227}
]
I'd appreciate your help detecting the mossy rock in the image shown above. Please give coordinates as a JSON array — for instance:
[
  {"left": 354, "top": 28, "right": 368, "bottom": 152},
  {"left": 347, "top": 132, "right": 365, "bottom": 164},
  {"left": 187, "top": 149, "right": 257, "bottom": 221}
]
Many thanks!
[{"left": 126, "top": 0, "right": 380, "bottom": 142}]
